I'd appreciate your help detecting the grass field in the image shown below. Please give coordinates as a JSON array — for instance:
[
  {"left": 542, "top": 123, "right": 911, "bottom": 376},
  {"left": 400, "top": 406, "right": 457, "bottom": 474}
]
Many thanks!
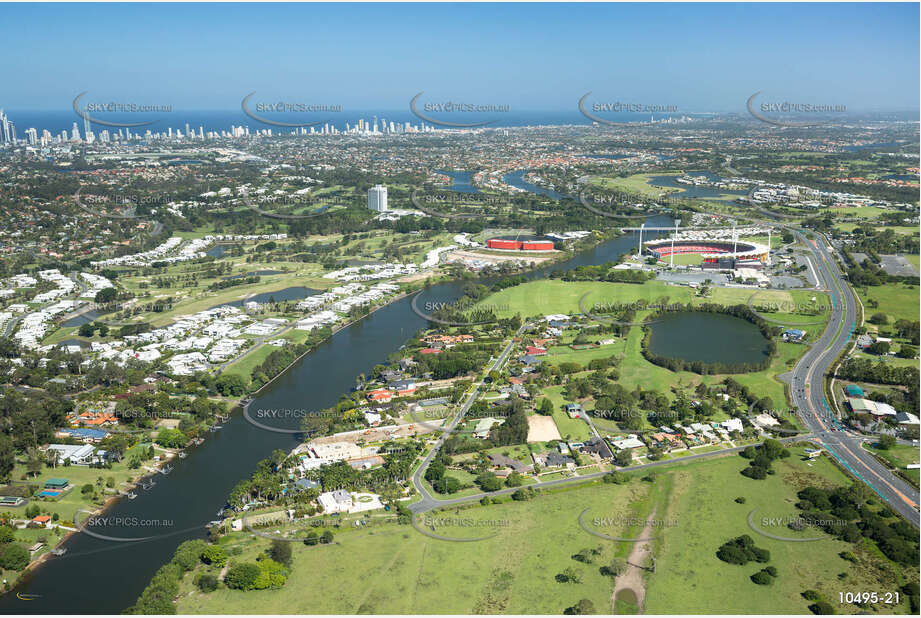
[
  {"left": 858, "top": 282, "right": 920, "bottom": 324},
  {"left": 478, "top": 280, "right": 821, "bottom": 408},
  {"left": 173, "top": 447, "right": 914, "bottom": 614},
  {"left": 645, "top": 447, "right": 915, "bottom": 614},
  {"left": 588, "top": 173, "right": 679, "bottom": 199},
  {"left": 177, "top": 477, "right": 657, "bottom": 614}
]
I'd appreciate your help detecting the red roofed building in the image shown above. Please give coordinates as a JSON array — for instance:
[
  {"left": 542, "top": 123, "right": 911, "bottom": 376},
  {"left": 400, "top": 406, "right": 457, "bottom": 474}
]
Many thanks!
[
  {"left": 367, "top": 389, "right": 393, "bottom": 403},
  {"left": 419, "top": 348, "right": 442, "bottom": 355},
  {"left": 525, "top": 346, "right": 547, "bottom": 356}
]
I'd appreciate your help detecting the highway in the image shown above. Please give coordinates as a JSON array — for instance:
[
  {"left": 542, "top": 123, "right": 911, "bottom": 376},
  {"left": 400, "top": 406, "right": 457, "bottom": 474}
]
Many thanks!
[{"left": 788, "top": 230, "right": 920, "bottom": 527}]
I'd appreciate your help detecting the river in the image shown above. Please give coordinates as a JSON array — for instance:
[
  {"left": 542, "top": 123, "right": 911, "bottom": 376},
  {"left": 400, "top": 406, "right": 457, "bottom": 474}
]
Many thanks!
[{"left": 1, "top": 215, "right": 671, "bottom": 613}]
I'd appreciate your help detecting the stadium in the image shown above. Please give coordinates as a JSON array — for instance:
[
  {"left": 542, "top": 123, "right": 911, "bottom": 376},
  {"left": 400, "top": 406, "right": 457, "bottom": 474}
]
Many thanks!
[{"left": 643, "top": 237, "right": 769, "bottom": 268}]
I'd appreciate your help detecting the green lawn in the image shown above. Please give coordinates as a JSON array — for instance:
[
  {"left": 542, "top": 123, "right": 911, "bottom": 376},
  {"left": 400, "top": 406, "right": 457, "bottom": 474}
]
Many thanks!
[
  {"left": 645, "top": 447, "right": 915, "bottom": 614},
  {"left": 9, "top": 447, "right": 158, "bottom": 524},
  {"left": 172, "top": 446, "right": 915, "bottom": 614},
  {"left": 177, "top": 477, "right": 657, "bottom": 614},
  {"left": 859, "top": 282, "right": 920, "bottom": 324},
  {"left": 540, "top": 386, "right": 592, "bottom": 441},
  {"left": 865, "top": 443, "right": 920, "bottom": 486}
]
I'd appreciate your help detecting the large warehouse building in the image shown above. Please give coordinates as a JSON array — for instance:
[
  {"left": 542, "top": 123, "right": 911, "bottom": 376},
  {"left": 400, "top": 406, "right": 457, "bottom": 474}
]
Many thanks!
[{"left": 486, "top": 237, "right": 555, "bottom": 251}]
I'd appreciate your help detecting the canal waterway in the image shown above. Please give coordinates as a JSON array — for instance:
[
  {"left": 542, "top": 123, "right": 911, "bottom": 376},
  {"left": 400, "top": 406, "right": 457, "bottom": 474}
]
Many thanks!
[{"left": 1, "top": 215, "right": 672, "bottom": 613}]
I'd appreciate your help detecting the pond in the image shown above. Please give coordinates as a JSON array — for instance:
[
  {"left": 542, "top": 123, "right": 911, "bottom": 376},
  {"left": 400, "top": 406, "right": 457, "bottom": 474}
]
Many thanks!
[{"left": 646, "top": 312, "right": 771, "bottom": 366}]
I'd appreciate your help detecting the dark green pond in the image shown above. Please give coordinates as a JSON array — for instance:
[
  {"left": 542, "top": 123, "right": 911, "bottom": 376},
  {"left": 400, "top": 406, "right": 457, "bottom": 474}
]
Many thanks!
[{"left": 647, "top": 312, "right": 771, "bottom": 365}]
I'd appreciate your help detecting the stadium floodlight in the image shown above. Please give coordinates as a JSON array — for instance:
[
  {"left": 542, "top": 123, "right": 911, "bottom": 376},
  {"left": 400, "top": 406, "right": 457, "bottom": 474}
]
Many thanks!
[{"left": 670, "top": 218, "right": 680, "bottom": 268}]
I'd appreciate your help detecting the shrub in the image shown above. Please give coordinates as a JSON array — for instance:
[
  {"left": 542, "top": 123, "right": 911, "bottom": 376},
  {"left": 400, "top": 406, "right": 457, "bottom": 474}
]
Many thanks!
[
  {"left": 196, "top": 574, "right": 219, "bottom": 593},
  {"left": 564, "top": 599, "right": 596, "bottom": 615},
  {"left": 201, "top": 545, "right": 227, "bottom": 567},
  {"left": 751, "top": 570, "right": 774, "bottom": 585},
  {"left": 224, "top": 563, "right": 261, "bottom": 590},
  {"left": 809, "top": 601, "right": 835, "bottom": 614},
  {"left": 802, "top": 590, "right": 821, "bottom": 601}
]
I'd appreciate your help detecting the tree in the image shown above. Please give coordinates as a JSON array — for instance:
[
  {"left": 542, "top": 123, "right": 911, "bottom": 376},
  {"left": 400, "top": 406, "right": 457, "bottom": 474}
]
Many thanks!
[
  {"left": 201, "top": 545, "right": 227, "bottom": 567},
  {"left": 196, "top": 573, "right": 219, "bottom": 593},
  {"left": 809, "top": 601, "right": 835, "bottom": 614},
  {"left": 868, "top": 313, "right": 889, "bottom": 325},
  {"left": 95, "top": 287, "right": 117, "bottom": 304},
  {"left": 751, "top": 569, "right": 775, "bottom": 585},
  {"left": 433, "top": 476, "right": 461, "bottom": 494},
  {"left": 601, "top": 557, "right": 628, "bottom": 577},
  {"left": 215, "top": 374, "right": 247, "bottom": 397},
  {"left": 0, "top": 543, "right": 30, "bottom": 570},
  {"left": 505, "top": 472, "right": 524, "bottom": 487},
  {"left": 424, "top": 459, "right": 445, "bottom": 482},
  {"left": 0, "top": 434, "right": 15, "bottom": 481},
  {"left": 320, "top": 530, "right": 334, "bottom": 544},
  {"left": 538, "top": 398, "right": 554, "bottom": 415},
  {"left": 269, "top": 539, "right": 292, "bottom": 566},
  {"left": 564, "top": 599, "right": 596, "bottom": 614},
  {"left": 877, "top": 434, "right": 896, "bottom": 450},
  {"left": 556, "top": 566, "right": 582, "bottom": 583},
  {"left": 224, "top": 563, "right": 261, "bottom": 590},
  {"left": 475, "top": 472, "right": 502, "bottom": 492}
]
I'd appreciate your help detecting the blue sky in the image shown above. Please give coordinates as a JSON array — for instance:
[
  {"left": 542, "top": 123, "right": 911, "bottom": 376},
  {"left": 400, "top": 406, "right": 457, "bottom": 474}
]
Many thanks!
[{"left": 3, "top": 2, "right": 918, "bottom": 112}]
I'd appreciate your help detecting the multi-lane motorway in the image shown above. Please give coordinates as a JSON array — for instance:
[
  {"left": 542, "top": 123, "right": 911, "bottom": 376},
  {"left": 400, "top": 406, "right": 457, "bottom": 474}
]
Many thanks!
[{"left": 789, "top": 231, "right": 920, "bottom": 526}]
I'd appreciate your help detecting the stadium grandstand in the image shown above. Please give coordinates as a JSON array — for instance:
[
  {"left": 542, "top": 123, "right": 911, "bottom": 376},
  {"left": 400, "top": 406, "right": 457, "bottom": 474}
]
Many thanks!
[{"left": 643, "top": 237, "right": 769, "bottom": 268}]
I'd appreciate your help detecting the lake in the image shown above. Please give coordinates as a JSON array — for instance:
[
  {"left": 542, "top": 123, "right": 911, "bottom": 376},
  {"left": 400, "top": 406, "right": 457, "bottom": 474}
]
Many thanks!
[{"left": 646, "top": 312, "right": 771, "bottom": 365}]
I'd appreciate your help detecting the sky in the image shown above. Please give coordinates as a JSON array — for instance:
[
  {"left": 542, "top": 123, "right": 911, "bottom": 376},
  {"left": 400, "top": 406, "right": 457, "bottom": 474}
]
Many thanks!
[{"left": 2, "top": 2, "right": 919, "bottom": 113}]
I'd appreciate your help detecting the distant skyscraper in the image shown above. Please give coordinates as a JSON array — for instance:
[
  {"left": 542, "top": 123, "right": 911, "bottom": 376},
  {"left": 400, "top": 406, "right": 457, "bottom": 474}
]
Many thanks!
[
  {"left": 0, "top": 110, "right": 14, "bottom": 143},
  {"left": 368, "top": 185, "right": 388, "bottom": 212},
  {"left": 71, "top": 122, "right": 81, "bottom": 141}
]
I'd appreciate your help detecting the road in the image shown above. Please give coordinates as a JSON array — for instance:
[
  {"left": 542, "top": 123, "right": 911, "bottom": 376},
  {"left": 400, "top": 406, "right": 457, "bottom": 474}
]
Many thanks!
[
  {"left": 788, "top": 230, "right": 920, "bottom": 527},
  {"left": 410, "top": 327, "right": 523, "bottom": 513}
]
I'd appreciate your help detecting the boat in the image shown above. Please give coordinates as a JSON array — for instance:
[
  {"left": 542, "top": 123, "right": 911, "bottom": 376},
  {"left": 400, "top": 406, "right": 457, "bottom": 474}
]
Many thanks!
[
  {"left": 160, "top": 465, "right": 173, "bottom": 475},
  {"left": 50, "top": 548, "right": 67, "bottom": 556},
  {"left": 140, "top": 479, "right": 155, "bottom": 490},
  {"left": 210, "top": 424, "right": 222, "bottom": 432},
  {"left": 126, "top": 492, "right": 137, "bottom": 499},
  {"left": 178, "top": 451, "right": 188, "bottom": 459}
]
